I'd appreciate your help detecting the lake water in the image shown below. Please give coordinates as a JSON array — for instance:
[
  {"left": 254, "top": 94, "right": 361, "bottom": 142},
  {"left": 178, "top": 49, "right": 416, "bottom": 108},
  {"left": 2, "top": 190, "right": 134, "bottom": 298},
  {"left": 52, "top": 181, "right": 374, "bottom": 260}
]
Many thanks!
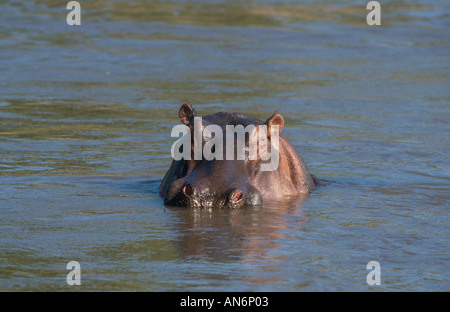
[{"left": 0, "top": 0, "right": 449, "bottom": 291}]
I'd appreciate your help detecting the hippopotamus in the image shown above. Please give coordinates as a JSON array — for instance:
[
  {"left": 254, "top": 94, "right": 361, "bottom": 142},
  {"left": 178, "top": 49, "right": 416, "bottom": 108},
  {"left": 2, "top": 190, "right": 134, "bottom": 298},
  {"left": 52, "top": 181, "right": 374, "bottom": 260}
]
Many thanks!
[{"left": 159, "top": 103, "right": 319, "bottom": 208}]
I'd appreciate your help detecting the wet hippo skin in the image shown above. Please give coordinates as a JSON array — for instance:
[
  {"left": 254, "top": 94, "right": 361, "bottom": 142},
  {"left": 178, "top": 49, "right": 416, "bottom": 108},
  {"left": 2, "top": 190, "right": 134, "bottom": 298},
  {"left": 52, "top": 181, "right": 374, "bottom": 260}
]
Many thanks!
[{"left": 159, "top": 103, "right": 319, "bottom": 208}]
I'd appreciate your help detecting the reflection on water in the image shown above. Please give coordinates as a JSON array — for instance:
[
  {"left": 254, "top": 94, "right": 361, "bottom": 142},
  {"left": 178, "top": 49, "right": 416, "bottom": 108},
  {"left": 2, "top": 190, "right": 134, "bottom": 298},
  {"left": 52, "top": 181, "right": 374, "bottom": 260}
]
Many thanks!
[
  {"left": 171, "top": 200, "right": 308, "bottom": 285},
  {"left": 1, "top": 0, "right": 449, "bottom": 291},
  {"left": 171, "top": 199, "right": 306, "bottom": 261}
]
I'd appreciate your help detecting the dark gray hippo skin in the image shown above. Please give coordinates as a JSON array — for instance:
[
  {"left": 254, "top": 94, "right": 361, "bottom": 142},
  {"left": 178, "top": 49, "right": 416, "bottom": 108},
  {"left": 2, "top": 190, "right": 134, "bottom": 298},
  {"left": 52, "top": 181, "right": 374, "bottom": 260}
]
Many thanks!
[{"left": 159, "top": 103, "right": 319, "bottom": 208}]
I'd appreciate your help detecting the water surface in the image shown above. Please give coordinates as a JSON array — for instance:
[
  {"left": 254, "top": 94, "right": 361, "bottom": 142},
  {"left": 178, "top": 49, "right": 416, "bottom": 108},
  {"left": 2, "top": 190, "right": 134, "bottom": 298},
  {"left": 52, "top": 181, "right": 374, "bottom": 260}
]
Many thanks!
[{"left": 0, "top": 0, "right": 449, "bottom": 291}]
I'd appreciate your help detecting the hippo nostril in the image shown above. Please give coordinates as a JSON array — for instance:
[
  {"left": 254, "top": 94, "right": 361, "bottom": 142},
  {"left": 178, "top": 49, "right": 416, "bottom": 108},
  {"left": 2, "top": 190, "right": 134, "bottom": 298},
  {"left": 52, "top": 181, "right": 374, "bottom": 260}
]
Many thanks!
[
  {"left": 183, "top": 184, "right": 194, "bottom": 197},
  {"left": 229, "top": 189, "right": 243, "bottom": 203}
]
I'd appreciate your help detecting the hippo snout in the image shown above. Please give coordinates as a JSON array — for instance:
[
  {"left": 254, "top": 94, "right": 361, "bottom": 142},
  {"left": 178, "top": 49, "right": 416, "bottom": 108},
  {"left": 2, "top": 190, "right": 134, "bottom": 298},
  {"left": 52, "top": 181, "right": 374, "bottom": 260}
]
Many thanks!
[{"left": 181, "top": 184, "right": 246, "bottom": 209}]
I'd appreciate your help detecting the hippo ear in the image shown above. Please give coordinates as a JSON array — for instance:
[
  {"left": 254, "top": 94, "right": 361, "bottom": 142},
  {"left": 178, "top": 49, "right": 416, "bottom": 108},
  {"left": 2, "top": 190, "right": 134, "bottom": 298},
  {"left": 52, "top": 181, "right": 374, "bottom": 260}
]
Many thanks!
[
  {"left": 265, "top": 112, "right": 284, "bottom": 136},
  {"left": 179, "top": 103, "right": 197, "bottom": 125}
]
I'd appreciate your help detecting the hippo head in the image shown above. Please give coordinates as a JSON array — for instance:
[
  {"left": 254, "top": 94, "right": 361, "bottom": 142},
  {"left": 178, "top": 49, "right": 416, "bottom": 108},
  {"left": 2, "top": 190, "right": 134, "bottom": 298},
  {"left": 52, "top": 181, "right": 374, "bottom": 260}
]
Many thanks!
[{"left": 159, "top": 103, "right": 285, "bottom": 209}]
